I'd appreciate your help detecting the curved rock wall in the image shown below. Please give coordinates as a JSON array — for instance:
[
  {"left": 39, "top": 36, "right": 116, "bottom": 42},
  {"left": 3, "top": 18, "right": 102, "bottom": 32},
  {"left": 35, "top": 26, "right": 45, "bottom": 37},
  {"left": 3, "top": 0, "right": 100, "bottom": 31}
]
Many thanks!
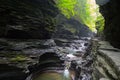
[{"left": 99, "top": 0, "right": 120, "bottom": 48}]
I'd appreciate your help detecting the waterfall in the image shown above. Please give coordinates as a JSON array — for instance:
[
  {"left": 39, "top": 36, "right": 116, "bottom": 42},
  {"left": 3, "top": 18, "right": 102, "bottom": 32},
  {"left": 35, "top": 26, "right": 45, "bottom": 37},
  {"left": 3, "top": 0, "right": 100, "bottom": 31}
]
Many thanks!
[
  {"left": 63, "top": 68, "right": 70, "bottom": 80},
  {"left": 63, "top": 68, "right": 69, "bottom": 78},
  {"left": 63, "top": 61, "right": 71, "bottom": 80}
]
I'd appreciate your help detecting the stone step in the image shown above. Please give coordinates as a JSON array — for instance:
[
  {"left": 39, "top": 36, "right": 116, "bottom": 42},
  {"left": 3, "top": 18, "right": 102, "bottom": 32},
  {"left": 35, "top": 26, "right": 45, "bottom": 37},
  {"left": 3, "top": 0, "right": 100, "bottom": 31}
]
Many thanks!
[{"left": 93, "top": 41, "right": 120, "bottom": 80}]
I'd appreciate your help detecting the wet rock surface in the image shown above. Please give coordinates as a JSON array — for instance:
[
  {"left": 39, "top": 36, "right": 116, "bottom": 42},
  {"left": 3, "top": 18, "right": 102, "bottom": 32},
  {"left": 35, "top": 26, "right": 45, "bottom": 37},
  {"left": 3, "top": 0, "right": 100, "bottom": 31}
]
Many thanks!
[
  {"left": 25, "top": 38, "right": 93, "bottom": 80},
  {"left": 0, "top": 37, "right": 93, "bottom": 80},
  {"left": 92, "top": 40, "right": 120, "bottom": 80}
]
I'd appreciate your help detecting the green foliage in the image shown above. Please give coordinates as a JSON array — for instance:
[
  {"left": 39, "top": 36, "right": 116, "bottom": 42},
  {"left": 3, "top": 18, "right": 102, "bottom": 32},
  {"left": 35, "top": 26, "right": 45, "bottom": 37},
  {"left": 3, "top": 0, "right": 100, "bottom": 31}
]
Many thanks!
[
  {"left": 55, "top": 0, "right": 105, "bottom": 32},
  {"left": 56, "top": 0, "right": 77, "bottom": 18},
  {"left": 76, "top": 0, "right": 98, "bottom": 32},
  {"left": 96, "top": 12, "right": 105, "bottom": 33}
]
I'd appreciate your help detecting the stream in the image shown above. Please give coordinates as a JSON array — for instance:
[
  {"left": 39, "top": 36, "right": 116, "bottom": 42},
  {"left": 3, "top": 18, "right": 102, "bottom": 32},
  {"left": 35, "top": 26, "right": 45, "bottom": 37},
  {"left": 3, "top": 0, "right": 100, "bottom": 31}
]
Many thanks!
[{"left": 26, "top": 37, "right": 93, "bottom": 80}]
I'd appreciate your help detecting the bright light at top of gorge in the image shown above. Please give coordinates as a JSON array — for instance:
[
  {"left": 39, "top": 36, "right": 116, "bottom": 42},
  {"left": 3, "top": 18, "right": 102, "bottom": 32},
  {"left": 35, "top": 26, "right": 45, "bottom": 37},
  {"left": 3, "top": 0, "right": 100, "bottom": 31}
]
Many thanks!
[{"left": 55, "top": 0, "right": 105, "bottom": 33}]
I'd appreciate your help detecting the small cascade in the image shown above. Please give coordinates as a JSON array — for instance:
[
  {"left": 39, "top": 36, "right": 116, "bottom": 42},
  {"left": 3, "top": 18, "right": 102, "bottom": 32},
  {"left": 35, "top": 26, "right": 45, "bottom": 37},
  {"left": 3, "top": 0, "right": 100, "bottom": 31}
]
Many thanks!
[
  {"left": 26, "top": 37, "right": 93, "bottom": 80},
  {"left": 63, "top": 61, "right": 71, "bottom": 80},
  {"left": 63, "top": 68, "right": 70, "bottom": 80}
]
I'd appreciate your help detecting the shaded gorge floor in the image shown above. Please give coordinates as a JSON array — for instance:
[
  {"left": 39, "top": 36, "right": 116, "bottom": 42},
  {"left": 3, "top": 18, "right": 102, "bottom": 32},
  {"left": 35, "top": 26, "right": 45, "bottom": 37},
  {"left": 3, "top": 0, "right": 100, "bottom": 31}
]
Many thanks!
[
  {"left": 25, "top": 37, "right": 93, "bottom": 80},
  {"left": 0, "top": 37, "right": 93, "bottom": 80}
]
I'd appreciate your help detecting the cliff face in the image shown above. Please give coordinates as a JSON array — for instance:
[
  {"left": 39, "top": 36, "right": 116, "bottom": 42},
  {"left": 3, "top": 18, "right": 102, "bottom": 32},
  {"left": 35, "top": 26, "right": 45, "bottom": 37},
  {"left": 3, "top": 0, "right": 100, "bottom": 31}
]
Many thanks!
[
  {"left": 100, "top": 0, "right": 120, "bottom": 48},
  {"left": 92, "top": 40, "right": 120, "bottom": 80},
  {"left": 53, "top": 14, "right": 93, "bottom": 39},
  {"left": 0, "top": 0, "right": 95, "bottom": 39},
  {"left": 0, "top": 0, "right": 58, "bottom": 39}
]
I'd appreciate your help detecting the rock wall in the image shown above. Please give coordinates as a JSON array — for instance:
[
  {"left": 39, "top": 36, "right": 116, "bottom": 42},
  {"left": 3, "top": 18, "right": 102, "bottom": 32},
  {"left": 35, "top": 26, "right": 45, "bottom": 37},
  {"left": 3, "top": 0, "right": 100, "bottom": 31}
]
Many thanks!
[
  {"left": 53, "top": 14, "right": 93, "bottom": 39},
  {"left": 92, "top": 40, "right": 120, "bottom": 80},
  {"left": 0, "top": 0, "right": 94, "bottom": 39},
  {"left": 99, "top": 0, "right": 120, "bottom": 48},
  {"left": 0, "top": 0, "right": 58, "bottom": 39}
]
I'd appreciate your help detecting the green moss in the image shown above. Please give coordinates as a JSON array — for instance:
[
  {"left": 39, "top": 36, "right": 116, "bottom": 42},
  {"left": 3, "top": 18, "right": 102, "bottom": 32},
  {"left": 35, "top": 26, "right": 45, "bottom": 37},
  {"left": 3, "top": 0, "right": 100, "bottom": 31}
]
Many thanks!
[
  {"left": 96, "top": 12, "right": 105, "bottom": 33},
  {"left": 10, "top": 55, "right": 28, "bottom": 62},
  {"left": 0, "top": 52, "right": 29, "bottom": 62}
]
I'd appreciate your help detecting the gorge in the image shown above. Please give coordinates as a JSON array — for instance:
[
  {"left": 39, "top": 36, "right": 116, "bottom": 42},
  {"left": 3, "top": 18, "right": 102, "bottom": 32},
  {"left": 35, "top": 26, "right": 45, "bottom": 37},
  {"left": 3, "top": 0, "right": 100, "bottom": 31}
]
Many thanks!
[{"left": 0, "top": 0, "right": 120, "bottom": 80}]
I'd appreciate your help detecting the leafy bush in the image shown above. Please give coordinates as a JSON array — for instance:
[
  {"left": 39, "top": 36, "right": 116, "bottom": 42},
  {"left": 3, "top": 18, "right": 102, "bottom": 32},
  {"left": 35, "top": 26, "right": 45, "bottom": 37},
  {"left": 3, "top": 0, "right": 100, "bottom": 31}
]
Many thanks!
[{"left": 55, "top": 0, "right": 104, "bottom": 32}]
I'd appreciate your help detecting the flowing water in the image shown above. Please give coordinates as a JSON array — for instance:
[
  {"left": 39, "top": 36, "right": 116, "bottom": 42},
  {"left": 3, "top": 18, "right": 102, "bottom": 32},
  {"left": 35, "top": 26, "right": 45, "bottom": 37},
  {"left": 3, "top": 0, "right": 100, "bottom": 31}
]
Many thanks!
[
  {"left": 27, "top": 37, "right": 93, "bottom": 80},
  {"left": 63, "top": 68, "right": 69, "bottom": 79}
]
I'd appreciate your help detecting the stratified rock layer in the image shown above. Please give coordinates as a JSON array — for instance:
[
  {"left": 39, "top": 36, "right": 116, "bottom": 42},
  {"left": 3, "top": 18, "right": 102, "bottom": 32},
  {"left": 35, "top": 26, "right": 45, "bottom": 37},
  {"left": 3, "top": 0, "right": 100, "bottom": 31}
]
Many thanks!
[
  {"left": 0, "top": 0, "right": 58, "bottom": 39},
  {"left": 92, "top": 40, "right": 120, "bottom": 80}
]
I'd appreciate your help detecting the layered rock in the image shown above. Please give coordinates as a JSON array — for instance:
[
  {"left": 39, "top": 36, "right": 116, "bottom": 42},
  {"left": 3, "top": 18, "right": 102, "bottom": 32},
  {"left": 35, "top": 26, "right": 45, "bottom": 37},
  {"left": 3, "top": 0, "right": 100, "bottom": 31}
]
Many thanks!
[
  {"left": 0, "top": 39, "right": 57, "bottom": 80},
  {"left": 92, "top": 40, "right": 120, "bottom": 80},
  {"left": 0, "top": 0, "right": 58, "bottom": 39},
  {"left": 28, "top": 52, "right": 65, "bottom": 73},
  {"left": 53, "top": 13, "right": 94, "bottom": 39}
]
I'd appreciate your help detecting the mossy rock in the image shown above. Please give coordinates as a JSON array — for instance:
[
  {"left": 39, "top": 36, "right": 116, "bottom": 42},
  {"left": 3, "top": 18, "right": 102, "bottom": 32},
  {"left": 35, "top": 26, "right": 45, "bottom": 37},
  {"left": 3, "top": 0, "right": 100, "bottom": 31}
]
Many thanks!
[{"left": 10, "top": 55, "right": 30, "bottom": 62}]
